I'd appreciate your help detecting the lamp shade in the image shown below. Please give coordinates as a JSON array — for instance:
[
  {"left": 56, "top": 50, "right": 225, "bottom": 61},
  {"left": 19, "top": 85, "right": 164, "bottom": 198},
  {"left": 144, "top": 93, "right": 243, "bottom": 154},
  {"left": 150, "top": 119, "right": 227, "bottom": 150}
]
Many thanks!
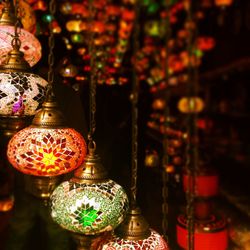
[
  {"left": 0, "top": 72, "right": 48, "bottom": 116},
  {"left": 7, "top": 127, "right": 86, "bottom": 176},
  {"left": 0, "top": 26, "right": 41, "bottom": 66},
  {"left": 177, "top": 214, "right": 228, "bottom": 250},
  {"left": 100, "top": 229, "right": 169, "bottom": 249},
  {"left": 50, "top": 179, "right": 129, "bottom": 235}
]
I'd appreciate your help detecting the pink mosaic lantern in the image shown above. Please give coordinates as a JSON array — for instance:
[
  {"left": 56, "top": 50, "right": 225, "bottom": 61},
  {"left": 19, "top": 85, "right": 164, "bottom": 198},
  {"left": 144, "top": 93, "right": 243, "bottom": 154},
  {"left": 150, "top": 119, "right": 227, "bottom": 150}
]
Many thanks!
[
  {"left": 0, "top": 26, "right": 41, "bottom": 66},
  {"left": 100, "top": 230, "right": 169, "bottom": 250},
  {"left": 0, "top": 2, "right": 41, "bottom": 66}
]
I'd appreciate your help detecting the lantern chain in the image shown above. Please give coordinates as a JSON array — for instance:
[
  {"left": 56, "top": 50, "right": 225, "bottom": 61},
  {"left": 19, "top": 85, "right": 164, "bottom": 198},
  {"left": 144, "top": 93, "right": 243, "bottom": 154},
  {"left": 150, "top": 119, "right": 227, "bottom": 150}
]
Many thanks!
[
  {"left": 130, "top": 0, "right": 140, "bottom": 209},
  {"left": 185, "top": 2, "right": 198, "bottom": 250},
  {"left": 87, "top": 0, "right": 97, "bottom": 146},
  {"left": 161, "top": 0, "right": 172, "bottom": 241},
  {"left": 12, "top": 0, "right": 21, "bottom": 49},
  {"left": 46, "top": 0, "right": 56, "bottom": 99}
]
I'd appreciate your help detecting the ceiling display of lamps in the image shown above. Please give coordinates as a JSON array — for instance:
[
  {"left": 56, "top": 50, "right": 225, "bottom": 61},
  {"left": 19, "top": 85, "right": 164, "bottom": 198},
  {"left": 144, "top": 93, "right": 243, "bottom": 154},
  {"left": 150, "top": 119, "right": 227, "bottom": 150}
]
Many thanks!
[
  {"left": 0, "top": 0, "right": 41, "bottom": 66},
  {"left": 50, "top": 1, "right": 129, "bottom": 248},
  {"left": 6, "top": 0, "right": 87, "bottom": 199},
  {"left": 99, "top": 1, "right": 169, "bottom": 249},
  {"left": 0, "top": 0, "right": 48, "bottom": 137}
]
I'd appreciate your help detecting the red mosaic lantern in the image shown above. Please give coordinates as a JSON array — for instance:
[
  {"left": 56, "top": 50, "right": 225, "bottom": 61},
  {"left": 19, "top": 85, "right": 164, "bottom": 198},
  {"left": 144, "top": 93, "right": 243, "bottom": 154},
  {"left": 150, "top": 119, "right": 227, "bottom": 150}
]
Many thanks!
[{"left": 177, "top": 214, "right": 228, "bottom": 250}]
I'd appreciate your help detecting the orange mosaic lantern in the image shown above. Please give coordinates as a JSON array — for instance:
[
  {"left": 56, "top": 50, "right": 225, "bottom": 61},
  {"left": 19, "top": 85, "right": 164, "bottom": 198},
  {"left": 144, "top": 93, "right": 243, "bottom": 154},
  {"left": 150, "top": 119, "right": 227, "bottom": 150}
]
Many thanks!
[
  {"left": 7, "top": 98, "right": 87, "bottom": 177},
  {"left": 178, "top": 97, "right": 205, "bottom": 113},
  {"left": 215, "top": 0, "right": 233, "bottom": 7},
  {"left": 7, "top": 127, "right": 86, "bottom": 176}
]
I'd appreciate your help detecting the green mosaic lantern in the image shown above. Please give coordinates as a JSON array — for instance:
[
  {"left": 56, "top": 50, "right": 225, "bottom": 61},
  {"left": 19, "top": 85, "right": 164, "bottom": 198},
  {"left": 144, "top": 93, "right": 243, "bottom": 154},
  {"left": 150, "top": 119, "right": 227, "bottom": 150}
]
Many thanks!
[{"left": 50, "top": 146, "right": 129, "bottom": 235}]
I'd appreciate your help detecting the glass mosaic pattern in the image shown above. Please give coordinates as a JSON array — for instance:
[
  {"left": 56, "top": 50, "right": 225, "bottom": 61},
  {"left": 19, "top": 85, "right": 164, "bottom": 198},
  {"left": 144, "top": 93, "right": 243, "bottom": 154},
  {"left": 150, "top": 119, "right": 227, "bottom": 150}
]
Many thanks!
[
  {"left": 7, "top": 127, "right": 86, "bottom": 176},
  {"left": 50, "top": 180, "right": 129, "bottom": 235},
  {"left": 0, "top": 26, "right": 41, "bottom": 66},
  {"left": 100, "top": 230, "right": 169, "bottom": 250},
  {"left": 0, "top": 72, "right": 48, "bottom": 116}
]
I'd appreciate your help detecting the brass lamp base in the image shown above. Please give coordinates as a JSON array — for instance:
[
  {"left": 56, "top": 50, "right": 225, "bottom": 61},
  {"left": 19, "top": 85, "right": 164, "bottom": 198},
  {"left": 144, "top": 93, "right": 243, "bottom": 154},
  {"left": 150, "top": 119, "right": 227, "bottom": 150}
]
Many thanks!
[
  {"left": 71, "top": 232, "right": 106, "bottom": 250},
  {"left": 115, "top": 207, "right": 151, "bottom": 240},
  {"left": 24, "top": 175, "right": 61, "bottom": 201},
  {"left": 0, "top": 116, "right": 32, "bottom": 138}
]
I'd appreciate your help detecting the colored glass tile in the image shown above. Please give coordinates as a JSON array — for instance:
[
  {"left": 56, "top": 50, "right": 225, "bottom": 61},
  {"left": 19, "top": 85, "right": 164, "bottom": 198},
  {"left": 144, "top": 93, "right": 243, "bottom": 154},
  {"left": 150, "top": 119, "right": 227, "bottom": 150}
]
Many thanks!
[
  {"left": 100, "top": 230, "right": 169, "bottom": 249},
  {"left": 0, "top": 72, "right": 48, "bottom": 116}
]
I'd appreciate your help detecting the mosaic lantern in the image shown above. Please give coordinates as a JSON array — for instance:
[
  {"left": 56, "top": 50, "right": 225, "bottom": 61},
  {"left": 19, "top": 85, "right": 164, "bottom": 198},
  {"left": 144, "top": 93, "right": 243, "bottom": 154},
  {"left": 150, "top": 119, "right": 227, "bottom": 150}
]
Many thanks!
[
  {"left": 7, "top": 96, "right": 87, "bottom": 198},
  {"left": 99, "top": 207, "right": 169, "bottom": 250},
  {"left": 7, "top": 100, "right": 86, "bottom": 177},
  {"left": 50, "top": 146, "right": 129, "bottom": 237},
  {"left": 0, "top": 34, "right": 48, "bottom": 136},
  {"left": 0, "top": 71, "right": 48, "bottom": 116},
  {"left": 0, "top": 2, "right": 41, "bottom": 66},
  {"left": 215, "top": 0, "right": 233, "bottom": 7},
  {"left": 178, "top": 96, "right": 205, "bottom": 114},
  {"left": 101, "top": 230, "right": 169, "bottom": 250}
]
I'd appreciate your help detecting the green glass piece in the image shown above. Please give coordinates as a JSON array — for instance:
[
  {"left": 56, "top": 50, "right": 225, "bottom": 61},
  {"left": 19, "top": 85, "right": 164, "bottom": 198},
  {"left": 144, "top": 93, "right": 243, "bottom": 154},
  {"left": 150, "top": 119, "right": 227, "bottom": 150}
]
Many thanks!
[
  {"left": 78, "top": 208, "right": 99, "bottom": 227},
  {"left": 194, "top": 49, "right": 203, "bottom": 58},
  {"left": 71, "top": 34, "right": 84, "bottom": 44},
  {"left": 42, "top": 14, "right": 53, "bottom": 23},
  {"left": 147, "top": 3, "right": 160, "bottom": 14},
  {"left": 142, "top": 0, "right": 153, "bottom": 6}
]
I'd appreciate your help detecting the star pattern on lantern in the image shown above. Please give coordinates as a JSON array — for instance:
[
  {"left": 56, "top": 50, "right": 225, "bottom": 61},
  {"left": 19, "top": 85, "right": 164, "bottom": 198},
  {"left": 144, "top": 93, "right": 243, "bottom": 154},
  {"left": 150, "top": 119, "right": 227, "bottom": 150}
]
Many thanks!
[
  {"left": 74, "top": 203, "right": 103, "bottom": 228},
  {"left": 20, "top": 133, "right": 76, "bottom": 175}
]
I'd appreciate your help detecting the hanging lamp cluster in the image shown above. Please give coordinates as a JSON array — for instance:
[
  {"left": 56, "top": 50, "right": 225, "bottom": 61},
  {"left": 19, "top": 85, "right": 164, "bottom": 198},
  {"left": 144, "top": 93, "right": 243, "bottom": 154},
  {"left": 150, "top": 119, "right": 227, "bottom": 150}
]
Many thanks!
[
  {"left": 0, "top": 0, "right": 47, "bottom": 137},
  {"left": 50, "top": 1, "right": 129, "bottom": 249},
  {"left": 6, "top": 0, "right": 87, "bottom": 199},
  {"left": 0, "top": 0, "right": 41, "bottom": 66}
]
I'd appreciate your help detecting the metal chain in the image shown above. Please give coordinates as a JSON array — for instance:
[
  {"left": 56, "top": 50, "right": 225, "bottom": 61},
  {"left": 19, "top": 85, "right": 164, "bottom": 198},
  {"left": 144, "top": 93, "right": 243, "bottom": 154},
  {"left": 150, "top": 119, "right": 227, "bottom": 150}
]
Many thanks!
[
  {"left": 130, "top": 0, "right": 140, "bottom": 209},
  {"left": 185, "top": 2, "right": 198, "bottom": 250},
  {"left": 161, "top": 0, "right": 172, "bottom": 240},
  {"left": 87, "top": 0, "right": 97, "bottom": 145},
  {"left": 46, "top": 0, "right": 56, "bottom": 99},
  {"left": 12, "top": 0, "right": 21, "bottom": 49}
]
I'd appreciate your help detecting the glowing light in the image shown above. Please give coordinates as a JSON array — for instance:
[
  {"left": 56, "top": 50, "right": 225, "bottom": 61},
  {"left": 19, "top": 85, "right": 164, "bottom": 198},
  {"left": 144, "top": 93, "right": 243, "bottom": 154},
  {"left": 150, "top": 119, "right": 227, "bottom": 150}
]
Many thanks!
[
  {"left": 0, "top": 72, "right": 48, "bottom": 116},
  {"left": 7, "top": 127, "right": 87, "bottom": 176},
  {"left": 51, "top": 179, "right": 129, "bottom": 235},
  {"left": 100, "top": 229, "right": 169, "bottom": 249},
  {"left": 0, "top": 26, "right": 41, "bottom": 66}
]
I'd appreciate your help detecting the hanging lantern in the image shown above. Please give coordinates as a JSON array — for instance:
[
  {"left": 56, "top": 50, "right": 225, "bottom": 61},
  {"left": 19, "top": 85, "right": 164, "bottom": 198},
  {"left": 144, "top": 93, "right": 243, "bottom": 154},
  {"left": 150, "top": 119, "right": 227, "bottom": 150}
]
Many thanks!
[
  {"left": 0, "top": 2, "right": 41, "bottom": 66},
  {"left": 99, "top": 207, "right": 169, "bottom": 250},
  {"left": 178, "top": 96, "right": 205, "bottom": 113},
  {"left": 7, "top": 96, "right": 87, "bottom": 198},
  {"left": 50, "top": 145, "right": 129, "bottom": 236},
  {"left": 59, "top": 58, "right": 78, "bottom": 78},
  {"left": 177, "top": 213, "right": 228, "bottom": 250},
  {"left": 0, "top": 38, "right": 48, "bottom": 137},
  {"left": 215, "top": 0, "right": 233, "bottom": 7},
  {"left": 183, "top": 169, "right": 219, "bottom": 198}
]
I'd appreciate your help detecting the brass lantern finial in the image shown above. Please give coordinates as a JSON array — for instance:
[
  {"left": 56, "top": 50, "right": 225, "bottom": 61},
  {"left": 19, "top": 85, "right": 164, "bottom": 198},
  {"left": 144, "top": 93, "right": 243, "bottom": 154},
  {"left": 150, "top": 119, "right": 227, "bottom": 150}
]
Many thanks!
[
  {"left": 0, "top": 40, "right": 30, "bottom": 72},
  {"left": 72, "top": 141, "right": 108, "bottom": 184},
  {"left": 115, "top": 207, "right": 151, "bottom": 240},
  {"left": 31, "top": 94, "right": 67, "bottom": 128},
  {"left": 0, "top": 1, "right": 16, "bottom": 26}
]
